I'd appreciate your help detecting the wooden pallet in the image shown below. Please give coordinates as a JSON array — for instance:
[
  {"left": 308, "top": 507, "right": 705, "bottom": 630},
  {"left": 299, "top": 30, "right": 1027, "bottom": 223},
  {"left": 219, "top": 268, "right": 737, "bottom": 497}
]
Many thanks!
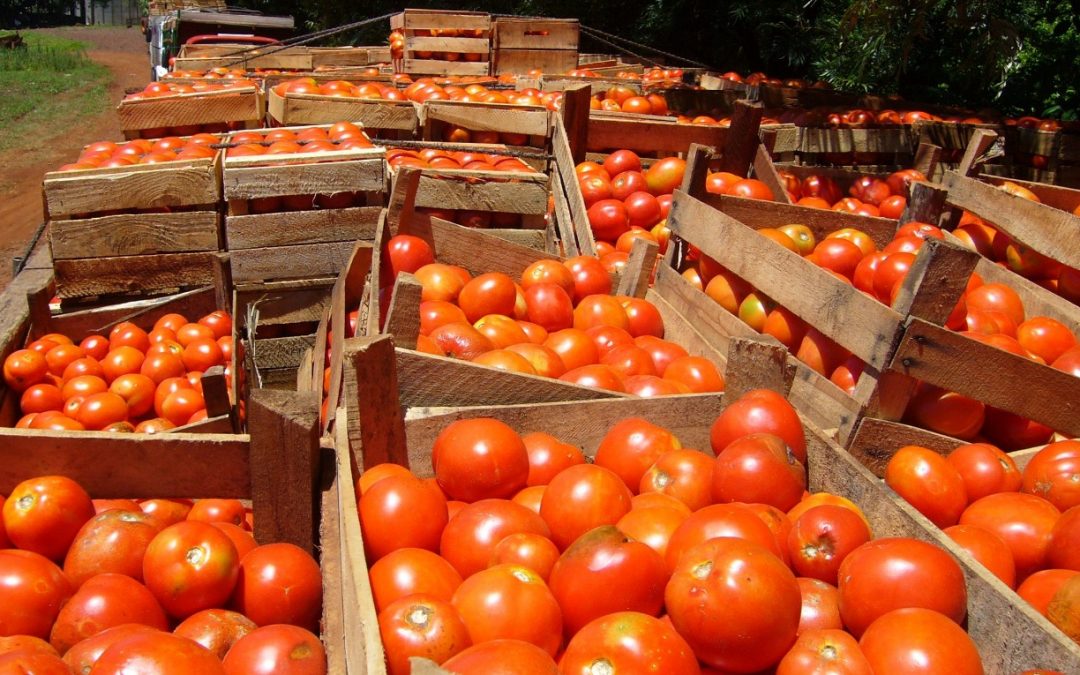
[
  {"left": 420, "top": 99, "right": 553, "bottom": 148},
  {"left": 390, "top": 9, "right": 492, "bottom": 77},
  {"left": 118, "top": 86, "right": 265, "bottom": 139},
  {"left": 492, "top": 17, "right": 579, "bottom": 75},
  {"left": 266, "top": 88, "right": 418, "bottom": 135}
]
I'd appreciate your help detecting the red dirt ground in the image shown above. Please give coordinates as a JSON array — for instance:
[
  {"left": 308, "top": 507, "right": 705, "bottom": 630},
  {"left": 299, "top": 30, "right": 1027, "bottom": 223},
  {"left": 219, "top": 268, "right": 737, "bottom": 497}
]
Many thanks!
[{"left": 0, "top": 26, "right": 149, "bottom": 288}]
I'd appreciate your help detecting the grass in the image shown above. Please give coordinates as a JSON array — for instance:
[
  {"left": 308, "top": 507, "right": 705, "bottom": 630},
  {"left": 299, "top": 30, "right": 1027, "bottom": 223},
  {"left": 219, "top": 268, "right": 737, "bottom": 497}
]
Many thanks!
[{"left": 0, "top": 32, "right": 110, "bottom": 153}]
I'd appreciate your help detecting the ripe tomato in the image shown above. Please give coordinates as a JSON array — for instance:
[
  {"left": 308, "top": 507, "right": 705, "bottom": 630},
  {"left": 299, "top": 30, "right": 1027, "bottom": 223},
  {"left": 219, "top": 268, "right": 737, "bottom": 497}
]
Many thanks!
[
  {"left": 563, "top": 256, "right": 613, "bottom": 301},
  {"left": 197, "top": 310, "right": 232, "bottom": 340},
  {"left": 1017, "top": 317, "right": 1076, "bottom": 364},
  {"left": 594, "top": 418, "right": 681, "bottom": 493},
  {"left": 634, "top": 336, "right": 688, "bottom": 376},
  {"left": 433, "top": 418, "right": 530, "bottom": 502},
  {"left": 378, "top": 595, "right": 470, "bottom": 675},
  {"left": 620, "top": 298, "right": 665, "bottom": 339},
  {"left": 1022, "top": 440, "right": 1080, "bottom": 512},
  {"left": 777, "top": 628, "right": 872, "bottom": 675},
  {"left": 730, "top": 178, "right": 775, "bottom": 201},
  {"left": 904, "top": 385, "right": 985, "bottom": 441},
  {"left": 559, "top": 611, "right": 699, "bottom": 675},
  {"left": 947, "top": 442, "right": 1022, "bottom": 502},
  {"left": 797, "top": 577, "right": 843, "bottom": 632},
  {"left": 663, "top": 356, "right": 724, "bottom": 393},
  {"left": 440, "top": 638, "right": 559, "bottom": 674},
  {"left": 710, "top": 389, "right": 807, "bottom": 463},
  {"left": 548, "top": 526, "right": 667, "bottom": 635},
  {"left": 440, "top": 499, "right": 550, "bottom": 579},
  {"left": 359, "top": 475, "right": 448, "bottom": 562},
  {"left": 884, "top": 445, "right": 968, "bottom": 528},
  {"left": 451, "top": 564, "right": 562, "bottom": 656},
  {"left": 187, "top": 499, "right": 245, "bottom": 527},
  {"left": 221, "top": 624, "right": 325, "bottom": 675},
  {"left": 174, "top": 608, "right": 257, "bottom": 659},
  {"left": 1018, "top": 569, "right": 1078, "bottom": 616},
  {"left": 666, "top": 538, "right": 800, "bottom": 672},
  {"left": 507, "top": 343, "right": 565, "bottom": 378},
  {"left": 644, "top": 157, "right": 686, "bottom": 195},
  {"left": 369, "top": 547, "right": 462, "bottom": 613},
  {"left": 415, "top": 263, "right": 468, "bottom": 303},
  {"left": 523, "top": 284, "right": 574, "bottom": 332},
  {"left": 639, "top": 448, "right": 714, "bottom": 512},
  {"left": 944, "top": 524, "right": 1017, "bottom": 588},
  {"left": 788, "top": 505, "right": 872, "bottom": 585},
  {"left": 837, "top": 537, "right": 967, "bottom": 637},
  {"left": 49, "top": 573, "right": 168, "bottom": 653},
  {"left": 859, "top": 608, "right": 983, "bottom": 675},
  {"left": 960, "top": 492, "right": 1061, "bottom": 580},
  {"left": 490, "top": 532, "right": 560, "bottom": 581},
  {"left": 521, "top": 260, "right": 575, "bottom": 295},
  {"left": 522, "top": 432, "right": 585, "bottom": 486},
  {"left": 603, "top": 150, "right": 642, "bottom": 178},
  {"left": 0, "top": 550, "right": 73, "bottom": 638},
  {"left": 614, "top": 506, "right": 686, "bottom": 560},
  {"left": 664, "top": 502, "right": 782, "bottom": 572},
  {"left": 230, "top": 543, "right": 321, "bottom": 630},
  {"left": 158, "top": 387, "right": 206, "bottom": 427},
  {"left": 559, "top": 364, "right": 626, "bottom": 392},
  {"left": 966, "top": 282, "right": 1026, "bottom": 326},
  {"left": 573, "top": 295, "right": 629, "bottom": 332},
  {"left": 624, "top": 191, "right": 663, "bottom": 229},
  {"left": 540, "top": 464, "right": 633, "bottom": 550},
  {"left": 4, "top": 475, "right": 95, "bottom": 560},
  {"left": 108, "top": 374, "right": 156, "bottom": 418},
  {"left": 458, "top": 273, "right": 518, "bottom": 323},
  {"left": 142, "top": 521, "right": 241, "bottom": 619},
  {"left": 1048, "top": 505, "right": 1080, "bottom": 571},
  {"left": 3, "top": 349, "right": 48, "bottom": 391},
  {"left": 386, "top": 234, "right": 435, "bottom": 277},
  {"left": 140, "top": 499, "right": 191, "bottom": 529},
  {"left": 587, "top": 199, "right": 630, "bottom": 242},
  {"left": 610, "top": 171, "right": 647, "bottom": 201},
  {"left": 182, "top": 338, "right": 224, "bottom": 372},
  {"left": 428, "top": 322, "right": 495, "bottom": 360},
  {"left": 0, "top": 651, "right": 71, "bottom": 673},
  {"left": 64, "top": 509, "right": 161, "bottom": 586},
  {"left": 542, "top": 329, "right": 598, "bottom": 372},
  {"left": 579, "top": 174, "right": 613, "bottom": 207},
  {"left": 712, "top": 433, "right": 807, "bottom": 511}
]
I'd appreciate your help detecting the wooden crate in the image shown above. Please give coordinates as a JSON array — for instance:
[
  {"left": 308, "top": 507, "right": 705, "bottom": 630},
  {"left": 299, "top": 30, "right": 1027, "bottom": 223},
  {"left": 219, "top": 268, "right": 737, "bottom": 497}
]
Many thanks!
[
  {"left": 221, "top": 124, "right": 386, "bottom": 286},
  {"left": 333, "top": 369, "right": 1080, "bottom": 674},
  {"left": 587, "top": 110, "right": 728, "bottom": 155},
  {"left": 173, "top": 45, "right": 314, "bottom": 72},
  {"left": 118, "top": 86, "right": 265, "bottom": 140},
  {"left": 266, "top": 88, "right": 418, "bottom": 136},
  {"left": 420, "top": 99, "right": 553, "bottom": 148},
  {"left": 311, "top": 46, "right": 393, "bottom": 68},
  {"left": 492, "top": 17, "right": 579, "bottom": 75},
  {"left": 44, "top": 153, "right": 223, "bottom": 301},
  {"left": 796, "top": 126, "right": 916, "bottom": 163},
  {"left": 390, "top": 9, "right": 492, "bottom": 77}
]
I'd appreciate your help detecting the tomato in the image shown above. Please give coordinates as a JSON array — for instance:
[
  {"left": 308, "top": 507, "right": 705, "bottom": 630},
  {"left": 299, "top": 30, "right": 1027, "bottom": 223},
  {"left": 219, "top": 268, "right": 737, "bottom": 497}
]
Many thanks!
[
  {"left": 594, "top": 418, "right": 681, "bottom": 493},
  {"left": 1047, "top": 574, "right": 1080, "bottom": 639},
  {"left": 559, "top": 364, "right": 626, "bottom": 392},
  {"left": 614, "top": 505, "right": 686, "bottom": 560},
  {"left": 548, "top": 526, "right": 667, "bottom": 635},
  {"left": 174, "top": 608, "right": 257, "bottom": 659},
  {"left": 777, "top": 628, "right": 872, "bottom": 675},
  {"left": 763, "top": 306, "right": 809, "bottom": 351},
  {"left": 49, "top": 573, "right": 168, "bottom": 653},
  {"left": 610, "top": 171, "right": 647, "bottom": 201},
  {"left": 198, "top": 310, "right": 232, "bottom": 340},
  {"left": 666, "top": 538, "right": 800, "bottom": 672},
  {"left": 420, "top": 301, "right": 468, "bottom": 336},
  {"left": 540, "top": 464, "right": 633, "bottom": 550},
  {"left": 713, "top": 433, "right": 807, "bottom": 511},
  {"left": 944, "top": 524, "right": 1017, "bottom": 588},
  {"left": 664, "top": 502, "right": 782, "bottom": 572},
  {"left": 710, "top": 389, "right": 807, "bottom": 463},
  {"left": 966, "top": 282, "right": 1025, "bottom": 326},
  {"left": 440, "top": 499, "right": 550, "bottom": 579},
  {"left": 788, "top": 505, "right": 872, "bottom": 586},
  {"left": 108, "top": 374, "right": 156, "bottom": 418},
  {"left": 1022, "top": 440, "right": 1080, "bottom": 512},
  {"left": 440, "top": 638, "right": 559, "bottom": 674},
  {"left": 4, "top": 475, "right": 95, "bottom": 560},
  {"left": 181, "top": 338, "right": 224, "bottom": 373},
  {"left": 428, "top": 322, "right": 495, "bottom": 360},
  {"left": 587, "top": 199, "right": 631, "bottom": 242},
  {"left": 458, "top": 272, "right": 518, "bottom": 323},
  {"left": 64, "top": 509, "right": 161, "bottom": 586},
  {"left": 3, "top": 349, "right": 48, "bottom": 391},
  {"left": 947, "top": 442, "right": 1022, "bottom": 502},
  {"left": 960, "top": 492, "right": 1061, "bottom": 580},
  {"left": 158, "top": 388, "right": 206, "bottom": 427},
  {"left": 872, "top": 252, "right": 915, "bottom": 303},
  {"left": 1017, "top": 317, "right": 1076, "bottom": 364},
  {"left": 563, "top": 256, "right": 613, "bottom": 302},
  {"left": 981, "top": 407, "right": 1054, "bottom": 451},
  {"left": 0, "top": 550, "right": 73, "bottom": 638},
  {"left": 634, "top": 336, "right": 688, "bottom": 377},
  {"left": 730, "top": 178, "right": 774, "bottom": 201},
  {"left": 415, "top": 264, "right": 468, "bottom": 303},
  {"left": 573, "top": 295, "right": 629, "bottom": 333},
  {"left": 1048, "top": 506, "right": 1080, "bottom": 571},
  {"left": 1018, "top": 569, "right": 1078, "bottom": 616},
  {"left": 559, "top": 612, "right": 700, "bottom": 675},
  {"left": 359, "top": 475, "right": 448, "bottom": 562},
  {"left": 230, "top": 543, "right": 321, "bottom": 630},
  {"left": 0, "top": 635, "right": 58, "bottom": 658},
  {"left": 140, "top": 499, "right": 191, "bottom": 529},
  {"left": 523, "top": 284, "right": 574, "bottom": 332},
  {"left": 859, "top": 608, "right": 983, "bottom": 675},
  {"left": 452, "top": 564, "right": 562, "bottom": 655},
  {"left": 837, "top": 537, "right": 967, "bottom": 637},
  {"left": 620, "top": 298, "right": 665, "bottom": 339},
  {"left": 507, "top": 343, "right": 565, "bottom": 378},
  {"left": 603, "top": 150, "right": 642, "bottom": 178},
  {"left": 624, "top": 191, "right": 663, "bottom": 229},
  {"left": 0, "top": 651, "right": 71, "bottom": 673},
  {"left": 884, "top": 445, "right": 968, "bottom": 528},
  {"left": 142, "top": 521, "right": 241, "bottom": 619},
  {"left": 662, "top": 356, "right": 724, "bottom": 393},
  {"left": 522, "top": 432, "right": 585, "bottom": 486},
  {"left": 639, "top": 449, "right": 714, "bottom": 512},
  {"left": 904, "top": 385, "right": 985, "bottom": 441},
  {"left": 387, "top": 234, "right": 435, "bottom": 277},
  {"left": 797, "top": 577, "right": 843, "bottom": 633},
  {"left": 813, "top": 238, "right": 864, "bottom": 279},
  {"left": 63, "top": 624, "right": 156, "bottom": 672},
  {"left": 369, "top": 547, "right": 462, "bottom": 613},
  {"left": 433, "top": 418, "right": 529, "bottom": 502},
  {"left": 378, "top": 595, "right": 470, "bottom": 675},
  {"left": 579, "top": 174, "right": 613, "bottom": 207},
  {"left": 521, "top": 260, "right": 575, "bottom": 296},
  {"left": 490, "top": 532, "right": 560, "bottom": 581},
  {"left": 221, "top": 624, "right": 326, "bottom": 675},
  {"left": 644, "top": 157, "right": 686, "bottom": 196}
]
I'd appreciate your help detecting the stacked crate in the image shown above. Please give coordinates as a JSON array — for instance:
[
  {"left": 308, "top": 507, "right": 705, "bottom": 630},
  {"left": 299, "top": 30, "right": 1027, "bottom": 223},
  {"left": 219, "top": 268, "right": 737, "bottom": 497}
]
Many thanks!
[{"left": 390, "top": 9, "right": 492, "bottom": 77}]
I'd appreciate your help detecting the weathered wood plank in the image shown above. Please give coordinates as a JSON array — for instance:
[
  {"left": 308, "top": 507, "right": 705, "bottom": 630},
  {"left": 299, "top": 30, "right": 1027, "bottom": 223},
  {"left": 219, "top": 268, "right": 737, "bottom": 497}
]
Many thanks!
[
  {"left": 53, "top": 253, "right": 216, "bottom": 299},
  {"left": 225, "top": 207, "right": 381, "bottom": 250},
  {"left": 50, "top": 211, "right": 219, "bottom": 259}
]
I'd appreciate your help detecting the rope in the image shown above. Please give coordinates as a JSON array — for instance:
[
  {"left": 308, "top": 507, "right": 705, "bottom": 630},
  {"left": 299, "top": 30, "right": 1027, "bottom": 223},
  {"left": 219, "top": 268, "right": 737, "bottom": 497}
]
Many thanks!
[
  {"left": 215, "top": 13, "right": 396, "bottom": 68},
  {"left": 577, "top": 26, "right": 663, "bottom": 69},
  {"left": 579, "top": 23, "right": 712, "bottom": 69}
]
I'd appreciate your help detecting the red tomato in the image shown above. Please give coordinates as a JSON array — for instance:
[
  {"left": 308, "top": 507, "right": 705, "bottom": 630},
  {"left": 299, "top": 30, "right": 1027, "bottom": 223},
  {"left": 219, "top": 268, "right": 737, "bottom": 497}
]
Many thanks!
[
  {"left": 142, "top": 521, "right": 241, "bottom": 619},
  {"left": 174, "top": 608, "right": 257, "bottom": 659},
  {"left": 594, "top": 418, "right": 681, "bottom": 493},
  {"left": 4, "top": 475, "right": 95, "bottom": 560},
  {"left": 562, "top": 256, "right": 613, "bottom": 302},
  {"left": 639, "top": 449, "right": 715, "bottom": 512},
  {"left": 587, "top": 199, "right": 631, "bottom": 242},
  {"left": 1022, "top": 440, "right": 1080, "bottom": 512},
  {"left": 947, "top": 442, "right": 1022, "bottom": 502},
  {"left": 548, "top": 526, "right": 667, "bottom": 635},
  {"left": 1048, "top": 505, "right": 1080, "bottom": 571},
  {"left": 140, "top": 499, "right": 192, "bottom": 529},
  {"left": 522, "top": 432, "right": 585, "bottom": 486},
  {"left": 664, "top": 502, "right": 782, "bottom": 572},
  {"left": 490, "top": 532, "right": 560, "bottom": 581},
  {"left": 0, "top": 550, "right": 73, "bottom": 638},
  {"left": 0, "top": 651, "right": 71, "bottom": 674},
  {"left": 369, "top": 547, "right": 462, "bottom": 613},
  {"left": 62, "top": 624, "right": 157, "bottom": 673},
  {"left": 603, "top": 150, "right": 643, "bottom": 177},
  {"left": 221, "top": 624, "right": 326, "bottom": 675},
  {"left": 378, "top": 595, "right": 470, "bottom": 675},
  {"left": 1017, "top": 317, "right": 1076, "bottom": 364},
  {"left": 777, "top": 628, "right": 872, "bottom": 675},
  {"left": 387, "top": 234, "right": 435, "bottom": 277},
  {"left": 614, "top": 506, "right": 687, "bottom": 560},
  {"left": 64, "top": 509, "right": 161, "bottom": 586},
  {"left": 620, "top": 298, "right": 665, "bottom": 339},
  {"left": 49, "top": 573, "right": 168, "bottom": 653},
  {"left": 440, "top": 638, "right": 559, "bottom": 674},
  {"left": 665, "top": 538, "right": 800, "bottom": 672},
  {"left": 960, "top": 492, "right": 1061, "bottom": 580},
  {"left": 523, "top": 284, "right": 574, "bottom": 332},
  {"left": 573, "top": 295, "right": 629, "bottom": 332},
  {"left": 730, "top": 178, "right": 775, "bottom": 201},
  {"left": 415, "top": 263, "right": 467, "bottom": 303},
  {"left": 458, "top": 273, "right": 518, "bottom": 324},
  {"left": 433, "top": 418, "right": 530, "bottom": 502},
  {"left": 797, "top": 577, "right": 843, "bottom": 633},
  {"left": 644, "top": 157, "right": 686, "bottom": 195},
  {"left": 837, "top": 537, "right": 967, "bottom": 637},
  {"left": 1017, "top": 569, "right": 1077, "bottom": 616},
  {"left": 787, "top": 505, "right": 872, "bottom": 585},
  {"left": 634, "top": 336, "right": 688, "bottom": 376},
  {"left": 230, "top": 543, "right": 321, "bottom": 630},
  {"left": 624, "top": 191, "right": 663, "bottom": 229},
  {"left": 559, "top": 611, "right": 700, "bottom": 675},
  {"left": 859, "top": 608, "right": 983, "bottom": 675},
  {"left": 187, "top": 499, "right": 245, "bottom": 527},
  {"left": 662, "top": 356, "right": 724, "bottom": 393},
  {"left": 712, "top": 433, "right": 807, "bottom": 512},
  {"left": 440, "top": 499, "right": 550, "bottom": 579},
  {"left": 944, "top": 524, "right": 1017, "bottom": 588},
  {"left": 540, "top": 465, "right": 633, "bottom": 550},
  {"left": 451, "top": 564, "right": 562, "bottom": 656},
  {"left": 359, "top": 475, "right": 448, "bottom": 562},
  {"left": 710, "top": 389, "right": 807, "bottom": 463},
  {"left": 884, "top": 445, "right": 969, "bottom": 528}
]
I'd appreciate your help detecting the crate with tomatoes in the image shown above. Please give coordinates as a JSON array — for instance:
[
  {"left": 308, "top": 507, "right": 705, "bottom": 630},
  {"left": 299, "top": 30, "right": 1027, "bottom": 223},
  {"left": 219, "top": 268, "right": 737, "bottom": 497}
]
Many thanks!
[
  {"left": 117, "top": 80, "right": 265, "bottom": 141},
  {"left": 266, "top": 77, "right": 419, "bottom": 138},
  {"left": 389, "top": 10, "right": 492, "bottom": 78}
]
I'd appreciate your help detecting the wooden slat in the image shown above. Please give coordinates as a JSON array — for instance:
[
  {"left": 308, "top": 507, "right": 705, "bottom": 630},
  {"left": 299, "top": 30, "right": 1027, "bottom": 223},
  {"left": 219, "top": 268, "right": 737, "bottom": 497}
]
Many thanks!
[
  {"left": 723, "top": 336, "right": 796, "bottom": 401},
  {"left": 318, "top": 457, "right": 347, "bottom": 675},
  {"left": 752, "top": 143, "right": 792, "bottom": 205},
  {"left": 229, "top": 241, "right": 359, "bottom": 284},
  {"left": 383, "top": 274, "right": 423, "bottom": 350},
  {"left": 614, "top": 237, "right": 657, "bottom": 298},
  {"left": 250, "top": 335, "right": 315, "bottom": 371},
  {"left": 422, "top": 100, "right": 552, "bottom": 138},
  {"left": 586, "top": 114, "right": 727, "bottom": 154},
  {"left": 118, "top": 88, "right": 262, "bottom": 131},
  {"left": 846, "top": 417, "right": 966, "bottom": 477},
  {"left": 798, "top": 127, "right": 914, "bottom": 154},
  {"left": 977, "top": 172, "right": 1080, "bottom": 213},
  {"left": 225, "top": 207, "right": 381, "bottom": 250},
  {"left": 967, "top": 252, "right": 1080, "bottom": 335},
  {"left": 50, "top": 211, "right": 219, "bottom": 259},
  {"left": 409, "top": 170, "right": 548, "bottom": 215},
  {"left": 268, "top": 89, "right": 418, "bottom": 131},
  {"left": 493, "top": 18, "right": 579, "bottom": 50},
  {"left": 552, "top": 115, "right": 595, "bottom": 256},
  {"left": 405, "top": 213, "right": 561, "bottom": 279},
  {"left": 44, "top": 159, "right": 219, "bottom": 218},
  {"left": 342, "top": 335, "right": 409, "bottom": 468},
  {"left": 718, "top": 100, "right": 762, "bottom": 177},
  {"left": 494, "top": 50, "right": 578, "bottom": 76},
  {"left": 224, "top": 157, "right": 385, "bottom": 200},
  {"left": 400, "top": 60, "right": 490, "bottom": 77},
  {"left": 54, "top": 253, "right": 216, "bottom": 299}
]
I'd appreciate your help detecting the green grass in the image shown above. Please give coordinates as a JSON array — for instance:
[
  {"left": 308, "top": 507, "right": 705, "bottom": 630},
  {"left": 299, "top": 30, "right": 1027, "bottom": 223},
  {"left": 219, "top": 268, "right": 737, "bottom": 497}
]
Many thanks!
[{"left": 0, "top": 32, "right": 110, "bottom": 152}]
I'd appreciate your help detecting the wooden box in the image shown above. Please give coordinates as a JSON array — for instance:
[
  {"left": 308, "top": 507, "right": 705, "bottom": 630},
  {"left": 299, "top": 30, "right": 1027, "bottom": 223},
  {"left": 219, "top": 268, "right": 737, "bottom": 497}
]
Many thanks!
[
  {"left": 266, "top": 87, "right": 418, "bottom": 136},
  {"left": 492, "top": 17, "right": 579, "bottom": 75},
  {"left": 173, "top": 44, "right": 314, "bottom": 72},
  {"left": 310, "top": 46, "right": 393, "bottom": 69},
  {"left": 420, "top": 99, "right": 553, "bottom": 148},
  {"left": 390, "top": 9, "right": 492, "bottom": 77},
  {"left": 118, "top": 86, "right": 265, "bottom": 140},
  {"left": 797, "top": 126, "right": 916, "bottom": 163}
]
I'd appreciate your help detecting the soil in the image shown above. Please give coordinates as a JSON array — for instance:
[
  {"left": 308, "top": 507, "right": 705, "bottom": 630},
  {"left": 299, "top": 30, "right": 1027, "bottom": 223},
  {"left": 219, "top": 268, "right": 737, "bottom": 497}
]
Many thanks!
[{"left": 0, "top": 26, "right": 150, "bottom": 288}]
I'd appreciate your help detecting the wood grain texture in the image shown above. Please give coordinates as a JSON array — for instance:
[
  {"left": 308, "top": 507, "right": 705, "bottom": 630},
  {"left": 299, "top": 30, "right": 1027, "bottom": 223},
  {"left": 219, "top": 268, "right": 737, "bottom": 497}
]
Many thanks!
[
  {"left": 650, "top": 262, "right": 761, "bottom": 358},
  {"left": 225, "top": 207, "right": 381, "bottom": 250},
  {"left": 400, "top": 59, "right": 490, "bottom": 77},
  {"left": 250, "top": 334, "right": 315, "bottom": 371},
  {"left": 560, "top": 83, "right": 591, "bottom": 165},
  {"left": 752, "top": 143, "right": 792, "bottom": 204},
  {"left": 50, "top": 211, "right": 220, "bottom": 259},
  {"left": 798, "top": 127, "right": 914, "bottom": 154},
  {"left": 846, "top": 416, "right": 962, "bottom": 476},
  {"left": 723, "top": 336, "right": 796, "bottom": 401},
  {"left": 978, "top": 172, "right": 1080, "bottom": 213},
  {"left": 268, "top": 90, "right": 419, "bottom": 130},
  {"left": 383, "top": 273, "right": 423, "bottom": 350},
  {"left": 317, "top": 455, "right": 347, "bottom": 675},
  {"left": 224, "top": 157, "right": 385, "bottom": 201},
  {"left": 643, "top": 287, "right": 728, "bottom": 368},
  {"left": 493, "top": 17, "right": 579, "bottom": 50},
  {"left": 230, "top": 241, "right": 359, "bottom": 284},
  {"left": 422, "top": 100, "right": 552, "bottom": 138},
  {"left": 615, "top": 237, "right": 657, "bottom": 298},
  {"left": 44, "top": 159, "right": 219, "bottom": 218},
  {"left": 323, "top": 242, "right": 373, "bottom": 433},
  {"left": 117, "top": 88, "right": 262, "bottom": 131},
  {"left": 235, "top": 282, "right": 333, "bottom": 329},
  {"left": 586, "top": 114, "right": 727, "bottom": 155},
  {"left": 54, "top": 252, "right": 217, "bottom": 299},
  {"left": 404, "top": 214, "right": 560, "bottom": 279},
  {"left": 718, "top": 100, "right": 762, "bottom": 177},
  {"left": 552, "top": 115, "right": 596, "bottom": 256},
  {"left": 494, "top": 50, "right": 578, "bottom": 76},
  {"left": 912, "top": 141, "right": 943, "bottom": 178},
  {"left": 342, "top": 335, "right": 409, "bottom": 469},
  {"left": 899, "top": 181, "right": 948, "bottom": 226},
  {"left": 891, "top": 238, "right": 981, "bottom": 325},
  {"left": 957, "top": 129, "right": 1000, "bottom": 176},
  {"left": 406, "top": 170, "right": 548, "bottom": 215},
  {"left": 47, "top": 286, "right": 217, "bottom": 341}
]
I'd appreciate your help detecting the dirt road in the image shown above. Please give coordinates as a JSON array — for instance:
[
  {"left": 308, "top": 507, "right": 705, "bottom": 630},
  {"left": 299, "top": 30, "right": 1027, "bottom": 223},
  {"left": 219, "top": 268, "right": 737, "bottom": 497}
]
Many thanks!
[{"left": 0, "top": 26, "right": 149, "bottom": 287}]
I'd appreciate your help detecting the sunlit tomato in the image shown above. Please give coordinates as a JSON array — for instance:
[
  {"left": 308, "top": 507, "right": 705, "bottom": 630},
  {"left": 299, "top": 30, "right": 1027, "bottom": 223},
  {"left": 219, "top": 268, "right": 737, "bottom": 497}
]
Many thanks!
[
  {"left": 473, "top": 315, "right": 529, "bottom": 350},
  {"left": 3, "top": 349, "right": 48, "bottom": 391},
  {"left": 946, "top": 442, "right": 1022, "bottom": 502},
  {"left": 452, "top": 564, "right": 562, "bottom": 656},
  {"left": 614, "top": 505, "right": 687, "bottom": 561},
  {"left": 0, "top": 650, "right": 73, "bottom": 673},
  {"left": 639, "top": 449, "right": 714, "bottom": 512},
  {"left": 563, "top": 256, "right": 612, "bottom": 301},
  {"left": 624, "top": 191, "right": 663, "bottom": 229},
  {"left": 490, "top": 532, "right": 560, "bottom": 582},
  {"left": 542, "top": 329, "right": 598, "bottom": 372},
  {"left": 872, "top": 252, "right": 915, "bottom": 303},
  {"left": 142, "top": 521, "right": 240, "bottom": 619},
  {"left": 1019, "top": 568, "right": 1078, "bottom": 618},
  {"left": 4, "top": 475, "right": 95, "bottom": 560},
  {"left": 369, "top": 547, "right": 462, "bottom": 614},
  {"left": 1048, "top": 506, "right": 1080, "bottom": 571},
  {"left": 644, "top": 157, "right": 686, "bottom": 196},
  {"left": 432, "top": 418, "right": 529, "bottom": 502},
  {"left": 586, "top": 199, "right": 631, "bottom": 242},
  {"left": 140, "top": 499, "right": 191, "bottom": 530},
  {"left": 837, "top": 537, "right": 967, "bottom": 637},
  {"left": 521, "top": 260, "right": 575, "bottom": 296},
  {"left": 378, "top": 595, "right": 470, "bottom": 675},
  {"left": 386, "top": 234, "right": 435, "bottom": 278},
  {"left": 548, "top": 526, "right": 666, "bottom": 635},
  {"left": 64, "top": 509, "right": 161, "bottom": 586},
  {"left": 523, "top": 284, "right": 574, "bottom": 333},
  {"left": 414, "top": 263, "right": 467, "bottom": 304},
  {"left": 158, "top": 387, "right": 206, "bottom": 427},
  {"left": 662, "top": 356, "right": 723, "bottom": 393},
  {"left": 181, "top": 338, "right": 224, "bottom": 373},
  {"left": 610, "top": 171, "right": 648, "bottom": 202},
  {"left": 61, "top": 624, "right": 155, "bottom": 672},
  {"left": 579, "top": 174, "right": 613, "bottom": 207},
  {"left": 440, "top": 499, "right": 550, "bottom": 580},
  {"left": 944, "top": 524, "right": 1017, "bottom": 588},
  {"left": 19, "top": 383, "right": 62, "bottom": 414},
  {"left": 522, "top": 432, "right": 585, "bottom": 486},
  {"left": 633, "top": 336, "right": 687, "bottom": 377},
  {"left": 730, "top": 178, "right": 774, "bottom": 201},
  {"left": 230, "top": 543, "right": 321, "bottom": 630},
  {"left": 221, "top": 624, "right": 326, "bottom": 675},
  {"left": 419, "top": 301, "right": 468, "bottom": 336},
  {"left": 706, "top": 171, "right": 741, "bottom": 195},
  {"left": 440, "top": 638, "right": 559, "bottom": 674},
  {"left": 884, "top": 445, "right": 968, "bottom": 528},
  {"left": 666, "top": 538, "right": 800, "bottom": 672},
  {"left": 1022, "top": 440, "right": 1080, "bottom": 512},
  {"left": 559, "top": 611, "right": 700, "bottom": 675},
  {"left": 1016, "top": 317, "right": 1076, "bottom": 365},
  {"left": 710, "top": 389, "right": 807, "bottom": 463},
  {"left": 174, "top": 609, "right": 256, "bottom": 660},
  {"left": 966, "top": 282, "right": 1025, "bottom": 326},
  {"left": 797, "top": 577, "right": 843, "bottom": 633},
  {"left": 859, "top": 608, "right": 983, "bottom": 675},
  {"left": 664, "top": 502, "right": 782, "bottom": 572},
  {"left": 763, "top": 306, "right": 809, "bottom": 351},
  {"left": 593, "top": 418, "right": 681, "bottom": 493},
  {"left": 540, "top": 464, "right": 633, "bottom": 550},
  {"left": 49, "top": 573, "right": 168, "bottom": 654},
  {"left": 713, "top": 433, "right": 807, "bottom": 512},
  {"left": 777, "top": 628, "right": 872, "bottom": 675},
  {"left": 109, "top": 322, "right": 150, "bottom": 352},
  {"left": 813, "top": 238, "right": 864, "bottom": 279},
  {"left": 0, "top": 550, "right": 73, "bottom": 638},
  {"left": 620, "top": 298, "right": 664, "bottom": 339},
  {"left": 458, "top": 273, "right": 518, "bottom": 323},
  {"left": 904, "top": 385, "right": 985, "bottom": 441},
  {"left": 428, "top": 322, "right": 495, "bottom": 360},
  {"left": 73, "top": 391, "right": 129, "bottom": 430},
  {"left": 787, "top": 505, "right": 872, "bottom": 586},
  {"left": 360, "top": 475, "right": 447, "bottom": 562}
]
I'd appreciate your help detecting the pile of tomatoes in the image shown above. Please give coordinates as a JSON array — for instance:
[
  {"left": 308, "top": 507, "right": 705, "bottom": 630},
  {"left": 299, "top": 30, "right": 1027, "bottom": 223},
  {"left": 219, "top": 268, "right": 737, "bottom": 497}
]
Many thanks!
[
  {"left": 885, "top": 439, "right": 1080, "bottom": 644},
  {"left": 589, "top": 86, "right": 670, "bottom": 116},
  {"left": 576, "top": 150, "right": 685, "bottom": 246},
  {"left": 762, "top": 168, "right": 924, "bottom": 217},
  {"left": 0, "top": 474, "right": 324, "bottom": 674},
  {"left": 400, "top": 80, "right": 564, "bottom": 110},
  {"left": 57, "top": 135, "right": 221, "bottom": 172},
  {"left": 384, "top": 233, "right": 724, "bottom": 397},
  {"left": 387, "top": 148, "right": 533, "bottom": 173},
  {"left": 123, "top": 80, "right": 256, "bottom": 101},
  {"left": 2, "top": 309, "right": 233, "bottom": 433},
  {"left": 360, "top": 390, "right": 995, "bottom": 674},
  {"left": 271, "top": 76, "right": 406, "bottom": 101}
]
